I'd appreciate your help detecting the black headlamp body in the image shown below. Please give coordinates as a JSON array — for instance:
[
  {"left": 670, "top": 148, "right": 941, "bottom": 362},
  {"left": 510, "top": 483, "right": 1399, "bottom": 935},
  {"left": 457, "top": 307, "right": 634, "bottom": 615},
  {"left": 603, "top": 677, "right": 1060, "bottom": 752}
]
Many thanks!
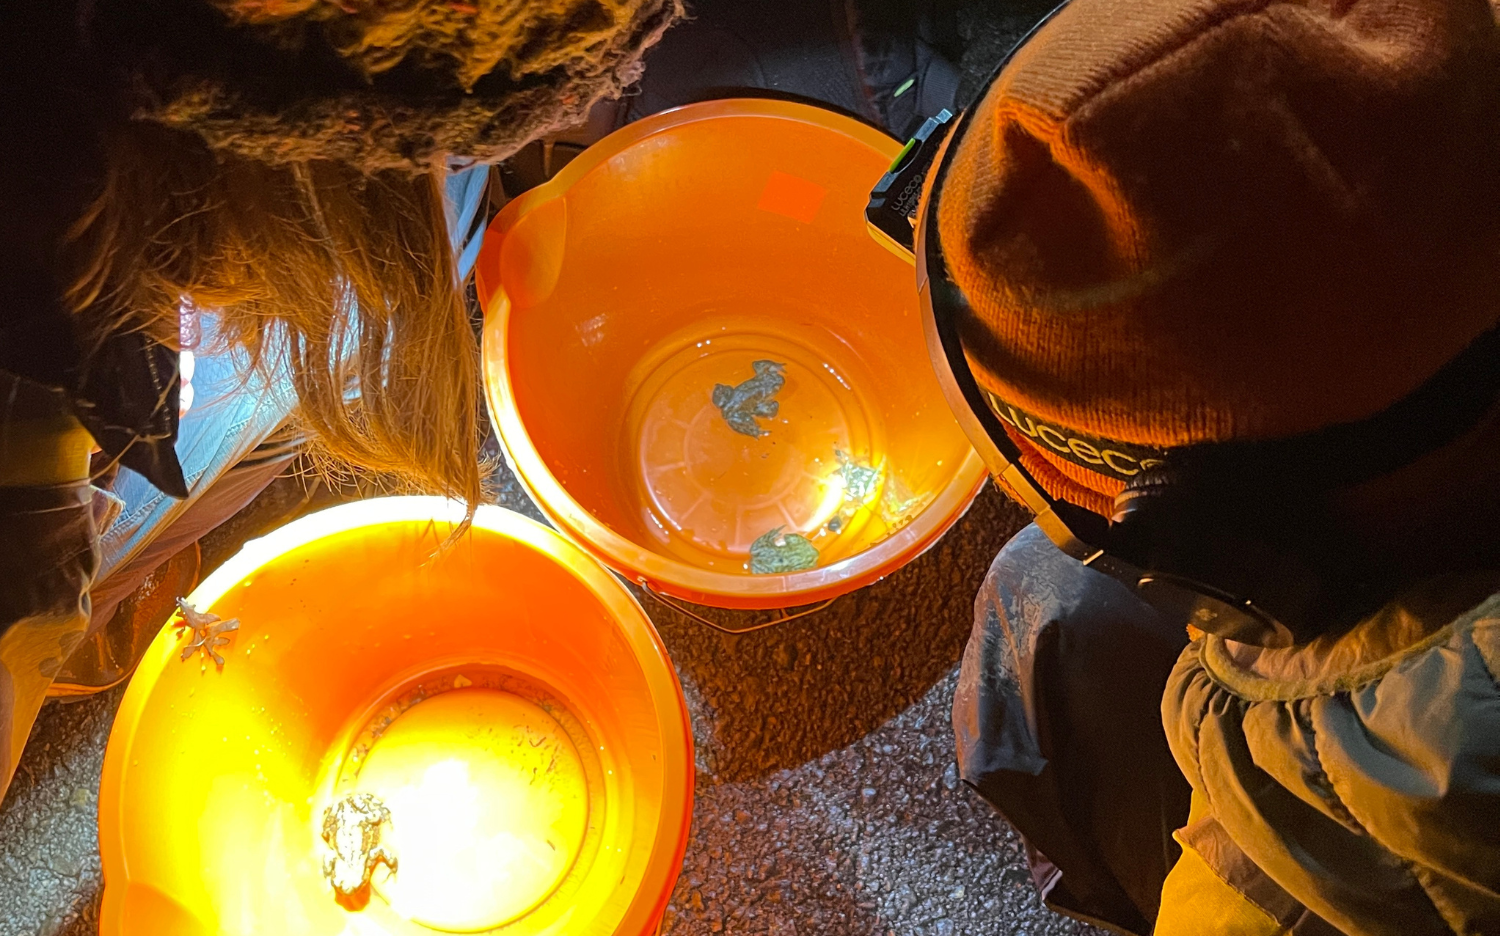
[{"left": 867, "top": 4, "right": 1500, "bottom": 647}]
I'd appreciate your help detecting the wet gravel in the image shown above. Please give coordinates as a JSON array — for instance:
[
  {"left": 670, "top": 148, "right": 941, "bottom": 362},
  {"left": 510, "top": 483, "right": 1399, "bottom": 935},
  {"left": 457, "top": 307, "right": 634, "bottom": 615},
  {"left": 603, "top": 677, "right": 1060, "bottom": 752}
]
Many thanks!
[
  {"left": 644, "top": 487, "right": 1100, "bottom": 936},
  {"left": 662, "top": 671, "right": 1060, "bottom": 935},
  {"left": 0, "top": 688, "right": 121, "bottom": 936}
]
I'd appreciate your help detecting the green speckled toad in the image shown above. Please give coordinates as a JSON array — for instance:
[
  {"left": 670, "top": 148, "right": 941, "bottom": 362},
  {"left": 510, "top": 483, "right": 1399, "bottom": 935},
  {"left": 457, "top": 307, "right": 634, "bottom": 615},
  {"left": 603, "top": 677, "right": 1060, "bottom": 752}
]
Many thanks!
[
  {"left": 749, "top": 526, "right": 820, "bottom": 574},
  {"left": 713, "top": 360, "right": 787, "bottom": 437}
]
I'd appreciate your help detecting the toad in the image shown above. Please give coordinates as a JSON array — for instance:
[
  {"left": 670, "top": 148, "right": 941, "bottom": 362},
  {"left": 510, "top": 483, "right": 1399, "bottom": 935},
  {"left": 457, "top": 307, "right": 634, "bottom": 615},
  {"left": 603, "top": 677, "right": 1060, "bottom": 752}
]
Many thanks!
[
  {"left": 321, "top": 792, "right": 398, "bottom": 900},
  {"left": 713, "top": 360, "right": 786, "bottom": 437}
]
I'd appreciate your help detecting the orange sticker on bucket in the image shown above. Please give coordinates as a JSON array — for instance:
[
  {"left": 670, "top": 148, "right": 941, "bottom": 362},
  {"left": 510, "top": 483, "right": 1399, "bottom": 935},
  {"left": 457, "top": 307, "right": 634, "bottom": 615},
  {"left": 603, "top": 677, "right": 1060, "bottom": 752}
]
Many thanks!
[{"left": 757, "top": 171, "right": 827, "bottom": 224}]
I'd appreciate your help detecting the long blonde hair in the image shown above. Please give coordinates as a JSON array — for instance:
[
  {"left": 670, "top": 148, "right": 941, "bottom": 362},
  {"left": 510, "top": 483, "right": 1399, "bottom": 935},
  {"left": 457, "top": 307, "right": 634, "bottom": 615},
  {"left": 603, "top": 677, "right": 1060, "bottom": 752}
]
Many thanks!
[{"left": 67, "top": 121, "right": 484, "bottom": 506}]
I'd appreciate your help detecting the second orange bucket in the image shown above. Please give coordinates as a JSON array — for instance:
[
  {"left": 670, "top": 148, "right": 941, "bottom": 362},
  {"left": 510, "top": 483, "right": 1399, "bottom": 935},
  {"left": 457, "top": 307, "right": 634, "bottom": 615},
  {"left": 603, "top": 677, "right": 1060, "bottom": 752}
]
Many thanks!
[
  {"left": 98, "top": 498, "right": 692, "bottom": 936},
  {"left": 478, "top": 99, "right": 986, "bottom": 610}
]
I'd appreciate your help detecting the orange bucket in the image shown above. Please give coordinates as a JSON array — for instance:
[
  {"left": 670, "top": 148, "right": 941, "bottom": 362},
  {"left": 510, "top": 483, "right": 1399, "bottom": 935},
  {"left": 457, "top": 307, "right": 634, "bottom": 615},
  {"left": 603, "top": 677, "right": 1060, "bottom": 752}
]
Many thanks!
[
  {"left": 98, "top": 497, "right": 693, "bottom": 936},
  {"left": 478, "top": 99, "right": 986, "bottom": 610}
]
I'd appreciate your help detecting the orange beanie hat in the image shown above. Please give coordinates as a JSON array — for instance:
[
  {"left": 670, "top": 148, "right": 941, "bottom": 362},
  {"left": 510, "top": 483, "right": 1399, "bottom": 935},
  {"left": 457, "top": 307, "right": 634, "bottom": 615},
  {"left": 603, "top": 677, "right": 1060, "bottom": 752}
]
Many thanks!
[{"left": 937, "top": 0, "right": 1500, "bottom": 516}]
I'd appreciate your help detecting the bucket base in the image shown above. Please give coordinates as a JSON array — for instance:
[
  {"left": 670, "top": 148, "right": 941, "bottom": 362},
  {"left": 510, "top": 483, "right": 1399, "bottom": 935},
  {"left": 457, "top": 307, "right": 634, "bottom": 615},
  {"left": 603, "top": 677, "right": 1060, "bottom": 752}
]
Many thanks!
[
  {"left": 622, "top": 314, "right": 889, "bottom": 573},
  {"left": 323, "top": 664, "right": 607, "bottom": 934}
]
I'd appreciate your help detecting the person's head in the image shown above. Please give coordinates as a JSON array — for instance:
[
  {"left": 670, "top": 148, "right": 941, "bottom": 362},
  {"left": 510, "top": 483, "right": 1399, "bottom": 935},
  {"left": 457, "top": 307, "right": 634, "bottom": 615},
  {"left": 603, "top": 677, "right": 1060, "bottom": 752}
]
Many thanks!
[
  {"left": 927, "top": 0, "right": 1500, "bottom": 634},
  {"left": 67, "top": 0, "right": 681, "bottom": 503}
]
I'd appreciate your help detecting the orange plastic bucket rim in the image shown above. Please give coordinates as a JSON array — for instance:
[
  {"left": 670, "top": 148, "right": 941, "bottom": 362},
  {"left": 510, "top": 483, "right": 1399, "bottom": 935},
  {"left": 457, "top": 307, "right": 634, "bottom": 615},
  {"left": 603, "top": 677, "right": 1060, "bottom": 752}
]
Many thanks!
[
  {"left": 98, "top": 497, "right": 694, "bottom": 936},
  {"left": 478, "top": 99, "right": 987, "bottom": 610}
]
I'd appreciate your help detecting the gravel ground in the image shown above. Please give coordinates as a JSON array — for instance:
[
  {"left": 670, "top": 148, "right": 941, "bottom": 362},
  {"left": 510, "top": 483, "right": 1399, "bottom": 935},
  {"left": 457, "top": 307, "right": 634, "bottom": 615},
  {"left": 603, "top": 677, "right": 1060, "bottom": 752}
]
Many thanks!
[
  {"left": 0, "top": 687, "right": 122, "bottom": 936},
  {"left": 647, "top": 486, "right": 1094, "bottom": 936}
]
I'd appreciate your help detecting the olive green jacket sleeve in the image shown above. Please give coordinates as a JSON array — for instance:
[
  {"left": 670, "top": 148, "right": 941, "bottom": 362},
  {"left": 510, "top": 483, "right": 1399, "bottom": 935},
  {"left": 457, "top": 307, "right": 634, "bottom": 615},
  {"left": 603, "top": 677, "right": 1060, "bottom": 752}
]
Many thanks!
[
  {"left": 0, "top": 369, "right": 99, "bottom": 797},
  {"left": 1161, "top": 582, "right": 1500, "bottom": 936}
]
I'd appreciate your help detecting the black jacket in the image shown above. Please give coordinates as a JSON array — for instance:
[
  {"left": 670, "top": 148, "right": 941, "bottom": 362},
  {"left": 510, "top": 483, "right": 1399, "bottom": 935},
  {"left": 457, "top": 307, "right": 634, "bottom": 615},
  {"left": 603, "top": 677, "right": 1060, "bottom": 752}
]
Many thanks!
[{"left": 2, "top": 0, "right": 191, "bottom": 498}]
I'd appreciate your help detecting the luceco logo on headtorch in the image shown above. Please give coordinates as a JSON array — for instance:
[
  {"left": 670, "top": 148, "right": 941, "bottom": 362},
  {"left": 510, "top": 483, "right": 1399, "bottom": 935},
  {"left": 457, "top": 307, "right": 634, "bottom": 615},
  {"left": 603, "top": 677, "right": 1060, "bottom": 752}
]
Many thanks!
[{"left": 984, "top": 391, "right": 1166, "bottom": 481}]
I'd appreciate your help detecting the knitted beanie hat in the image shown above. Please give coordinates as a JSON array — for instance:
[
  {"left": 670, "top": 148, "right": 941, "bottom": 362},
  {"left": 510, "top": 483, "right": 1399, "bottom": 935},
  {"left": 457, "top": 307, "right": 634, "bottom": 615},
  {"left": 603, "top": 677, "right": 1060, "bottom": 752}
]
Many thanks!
[
  {"left": 87, "top": 0, "right": 682, "bottom": 172},
  {"left": 936, "top": 0, "right": 1500, "bottom": 516}
]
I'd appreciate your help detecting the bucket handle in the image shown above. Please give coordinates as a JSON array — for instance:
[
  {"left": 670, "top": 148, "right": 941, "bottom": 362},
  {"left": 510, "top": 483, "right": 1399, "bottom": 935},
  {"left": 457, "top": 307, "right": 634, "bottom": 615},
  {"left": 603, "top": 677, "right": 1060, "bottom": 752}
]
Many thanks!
[{"left": 636, "top": 580, "right": 837, "bottom": 634}]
